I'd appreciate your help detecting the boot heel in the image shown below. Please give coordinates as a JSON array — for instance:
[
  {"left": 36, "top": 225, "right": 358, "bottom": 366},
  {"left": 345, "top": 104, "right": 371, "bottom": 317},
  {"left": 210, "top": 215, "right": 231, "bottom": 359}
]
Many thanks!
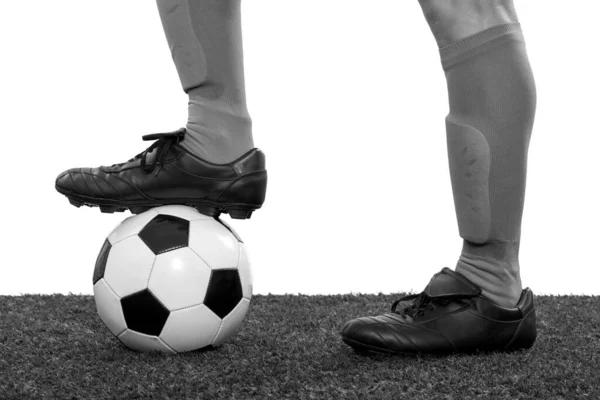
[{"left": 216, "top": 170, "right": 267, "bottom": 208}]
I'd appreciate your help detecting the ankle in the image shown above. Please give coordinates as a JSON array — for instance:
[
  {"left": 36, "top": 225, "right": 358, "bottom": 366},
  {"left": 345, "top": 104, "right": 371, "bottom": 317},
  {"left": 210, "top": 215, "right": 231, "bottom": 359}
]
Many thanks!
[
  {"left": 183, "top": 96, "right": 253, "bottom": 164},
  {"left": 455, "top": 245, "right": 523, "bottom": 308}
]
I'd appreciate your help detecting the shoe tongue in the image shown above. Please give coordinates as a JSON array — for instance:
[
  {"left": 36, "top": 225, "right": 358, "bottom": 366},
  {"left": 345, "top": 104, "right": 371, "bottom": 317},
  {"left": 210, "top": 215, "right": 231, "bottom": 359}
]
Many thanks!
[{"left": 423, "top": 267, "right": 481, "bottom": 298}]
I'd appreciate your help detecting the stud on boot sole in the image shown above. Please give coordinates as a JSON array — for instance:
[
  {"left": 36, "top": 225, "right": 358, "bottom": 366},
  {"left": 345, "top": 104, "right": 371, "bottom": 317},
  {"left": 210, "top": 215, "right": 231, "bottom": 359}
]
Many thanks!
[
  {"left": 69, "top": 198, "right": 83, "bottom": 208},
  {"left": 99, "top": 205, "right": 119, "bottom": 213},
  {"left": 193, "top": 205, "right": 221, "bottom": 218},
  {"left": 130, "top": 206, "right": 152, "bottom": 214},
  {"left": 228, "top": 209, "right": 253, "bottom": 220}
]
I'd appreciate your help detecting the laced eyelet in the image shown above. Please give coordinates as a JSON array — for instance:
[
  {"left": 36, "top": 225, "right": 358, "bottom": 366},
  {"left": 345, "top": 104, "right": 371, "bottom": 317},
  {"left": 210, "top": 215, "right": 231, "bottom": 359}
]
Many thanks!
[
  {"left": 390, "top": 291, "right": 479, "bottom": 319},
  {"left": 126, "top": 129, "right": 186, "bottom": 176}
]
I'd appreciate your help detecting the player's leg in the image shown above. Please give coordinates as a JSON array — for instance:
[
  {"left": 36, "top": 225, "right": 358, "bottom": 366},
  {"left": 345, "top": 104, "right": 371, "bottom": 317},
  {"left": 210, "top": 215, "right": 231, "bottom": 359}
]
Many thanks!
[
  {"left": 55, "top": 0, "right": 266, "bottom": 218},
  {"left": 420, "top": 0, "right": 534, "bottom": 309},
  {"left": 340, "top": 0, "right": 537, "bottom": 356},
  {"left": 157, "top": 0, "right": 253, "bottom": 164}
]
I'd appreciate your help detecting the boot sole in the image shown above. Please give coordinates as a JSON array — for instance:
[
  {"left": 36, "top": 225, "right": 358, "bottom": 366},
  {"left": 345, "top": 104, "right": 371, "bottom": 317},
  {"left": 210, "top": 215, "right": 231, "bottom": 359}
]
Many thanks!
[
  {"left": 341, "top": 336, "right": 534, "bottom": 357},
  {"left": 56, "top": 186, "right": 259, "bottom": 219}
]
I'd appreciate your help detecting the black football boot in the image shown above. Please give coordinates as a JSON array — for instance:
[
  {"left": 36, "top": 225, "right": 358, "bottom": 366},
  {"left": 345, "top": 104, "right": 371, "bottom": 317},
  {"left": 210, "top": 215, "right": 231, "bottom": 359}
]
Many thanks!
[
  {"left": 55, "top": 128, "right": 267, "bottom": 219},
  {"left": 341, "top": 268, "right": 537, "bottom": 356}
]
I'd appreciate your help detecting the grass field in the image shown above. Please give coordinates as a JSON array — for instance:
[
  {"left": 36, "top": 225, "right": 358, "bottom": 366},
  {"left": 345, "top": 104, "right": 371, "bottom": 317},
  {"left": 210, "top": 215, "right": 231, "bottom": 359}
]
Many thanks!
[{"left": 1, "top": 293, "right": 598, "bottom": 399}]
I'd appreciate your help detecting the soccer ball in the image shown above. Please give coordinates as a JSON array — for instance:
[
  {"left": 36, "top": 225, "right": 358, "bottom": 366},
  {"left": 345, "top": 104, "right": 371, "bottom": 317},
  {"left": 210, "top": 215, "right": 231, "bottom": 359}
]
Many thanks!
[{"left": 92, "top": 205, "right": 252, "bottom": 354}]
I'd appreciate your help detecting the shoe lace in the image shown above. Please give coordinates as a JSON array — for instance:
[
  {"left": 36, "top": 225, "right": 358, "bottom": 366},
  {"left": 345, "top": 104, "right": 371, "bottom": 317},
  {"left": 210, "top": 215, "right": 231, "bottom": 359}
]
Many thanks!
[
  {"left": 390, "top": 292, "right": 477, "bottom": 319},
  {"left": 111, "top": 128, "right": 186, "bottom": 176}
]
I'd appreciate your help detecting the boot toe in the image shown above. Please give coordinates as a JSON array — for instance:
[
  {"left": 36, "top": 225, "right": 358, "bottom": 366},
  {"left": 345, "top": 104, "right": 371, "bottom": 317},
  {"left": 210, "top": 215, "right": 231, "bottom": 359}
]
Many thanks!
[
  {"left": 55, "top": 168, "right": 80, "bottom": 193},
  {"left": 55, "top": 167, "right": 115, "bottom": 198}
]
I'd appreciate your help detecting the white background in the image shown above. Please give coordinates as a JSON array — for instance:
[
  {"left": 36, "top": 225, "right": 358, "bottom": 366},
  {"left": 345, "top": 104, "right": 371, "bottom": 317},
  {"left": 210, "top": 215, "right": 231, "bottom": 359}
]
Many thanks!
[{"left": 1, "top": 1, "right": 598, "bottom": 296}]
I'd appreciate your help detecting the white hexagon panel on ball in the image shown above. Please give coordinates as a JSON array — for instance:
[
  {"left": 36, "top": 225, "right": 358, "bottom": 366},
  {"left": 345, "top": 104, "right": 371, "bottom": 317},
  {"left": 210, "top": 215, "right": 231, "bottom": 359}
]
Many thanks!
[
  {"left": 237, "top": 243, "right": 253, "bottom": 300},
  {"left": 93, "top": 278, "right": 127, "bottom": 337},
  {"left": 103, "top": 235, "right": 156, "bottom": 298},
  {"left": 160, "top": 304, "right": 223, "bottom": 353},
  {"left": 188, "top": 219, "right": 240, "bottom": 270},
  {"left": 147, "top": 247, "right": 212, "bottom": 311}
]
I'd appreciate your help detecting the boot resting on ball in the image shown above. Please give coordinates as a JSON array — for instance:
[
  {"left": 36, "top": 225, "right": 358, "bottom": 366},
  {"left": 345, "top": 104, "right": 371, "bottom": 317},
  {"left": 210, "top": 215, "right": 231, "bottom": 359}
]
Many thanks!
[{"left": 55, "top": 128, "right": 267, "bottom": 219}]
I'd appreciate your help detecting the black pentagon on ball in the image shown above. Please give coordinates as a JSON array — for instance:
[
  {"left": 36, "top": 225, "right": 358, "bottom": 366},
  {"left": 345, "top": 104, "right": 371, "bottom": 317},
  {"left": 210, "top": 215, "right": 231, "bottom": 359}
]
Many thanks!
[
  {"left": 93, "top": 239, "right": 112, "bottom": 285},
  {"left": 139, "top": 214, "right": 190, "bottom": 255},
  {"left": 204, "top": 269, "right": 243, "bottom": 319},
  {"left": 121, "top": 289, "right": 170, "bottom": 336}
]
